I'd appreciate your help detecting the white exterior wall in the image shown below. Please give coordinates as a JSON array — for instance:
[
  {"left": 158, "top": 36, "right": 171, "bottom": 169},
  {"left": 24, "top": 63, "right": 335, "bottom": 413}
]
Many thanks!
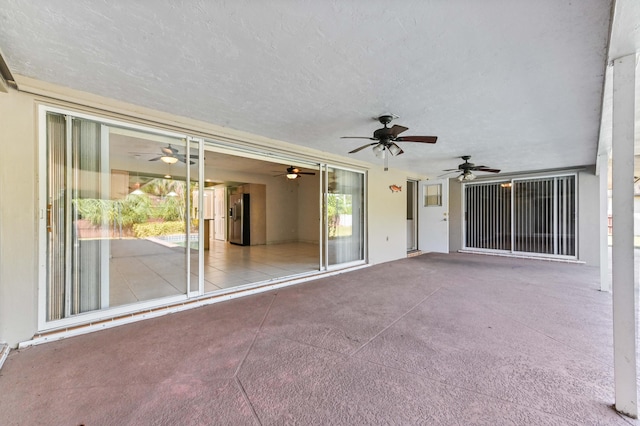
[
  {"left": 0, "top": 89, "right": 39, "bottom": 346},
  {"left": 448, "top": 180, "right": 464, "bottom": 252},
  {"left": 366, "top": 167, "right": 410, "bottom": 265},
  {"left": 578, "top": 168, "right": 601, "bottom": 266}
]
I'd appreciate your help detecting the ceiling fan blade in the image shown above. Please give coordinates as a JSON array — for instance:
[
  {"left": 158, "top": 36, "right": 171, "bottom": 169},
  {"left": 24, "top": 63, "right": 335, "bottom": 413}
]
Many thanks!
[
  {"left": 299, "top": 172, "right": 316, "bottom": 175},
  {"left": 474, "top": 167, "right": 501, "bottom": 173},
  {"left": 442, "top": 168, "right": 460, "bottom": 172},
  {"left": 341, "top": 136, "right": 377, "bottom": 140},
  {"left": 175, "top": 154, "right": 199, "bottom": 161},
  {"left": 149, "top": 156, "right": 162, "bottom": 161},
  {"left": 389, "top": 125, "right": 409, "bottom": 137},
  {"left": 349, "top": 142, "right": 378, "bottom": 154},
  {"left": 161, "top": 145, "right": 179, "bottom": 155},
  {"left": 395, "top": 136, "right": 438, "bottom": 143},
  {"left": 176, "top": 156, "right": 195, "bottom": 165},
  {"left": 438, "top": 171, "right": 459, "bottom": 178}
]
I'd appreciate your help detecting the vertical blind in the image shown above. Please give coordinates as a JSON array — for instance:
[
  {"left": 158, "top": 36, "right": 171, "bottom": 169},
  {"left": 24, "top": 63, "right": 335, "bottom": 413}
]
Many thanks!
[
  {"left": 465, "top": 183, "right": 512, "bottom": 250},
  {"left": 465, "top": 175, "right": 576, "bottom": 257},
  {"left": 47, "top": 113, "right": 103, "bottom": 320},
  {"left": 47, "top": 113, "right": 67, "bottom": 321},
  {"left": 71, "top": 118, "right": 102, "bottom": 314}
]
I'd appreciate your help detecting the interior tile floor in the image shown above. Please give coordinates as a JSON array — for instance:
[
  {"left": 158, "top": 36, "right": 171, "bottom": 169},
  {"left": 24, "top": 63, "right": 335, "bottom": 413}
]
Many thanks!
[
  {"left": 1, "top": 253, "right": 638, "bottom": 425},
  {"left": 109, "top": 238, "right": 319, "bottom": 306}
]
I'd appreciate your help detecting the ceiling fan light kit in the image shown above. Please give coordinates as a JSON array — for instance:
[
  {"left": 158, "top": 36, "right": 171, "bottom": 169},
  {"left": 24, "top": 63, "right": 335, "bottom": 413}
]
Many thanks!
[
  {"left": 161, "top": 155, "right": 179, "bottom": 164},
  {"left": 457, "top": 171, "right": 476, "bottom": 181},
  {"left": 274, "top": 166, "right": 316, "bottom": 180}
]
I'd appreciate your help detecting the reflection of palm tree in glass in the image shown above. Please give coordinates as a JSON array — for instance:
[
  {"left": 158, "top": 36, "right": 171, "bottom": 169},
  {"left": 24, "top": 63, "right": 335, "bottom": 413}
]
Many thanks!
[
  {"left": 74, "top": 177, "right": 196, "bottom": 239},
  {"left": 141, "top": 178, "right": 187, "bottom": 222}
]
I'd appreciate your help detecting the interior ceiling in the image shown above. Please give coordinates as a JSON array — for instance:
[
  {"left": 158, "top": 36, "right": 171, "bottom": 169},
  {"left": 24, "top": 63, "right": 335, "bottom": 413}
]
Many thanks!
[{"left": 0, "top": 1, "right": 623, "bottom": 177}]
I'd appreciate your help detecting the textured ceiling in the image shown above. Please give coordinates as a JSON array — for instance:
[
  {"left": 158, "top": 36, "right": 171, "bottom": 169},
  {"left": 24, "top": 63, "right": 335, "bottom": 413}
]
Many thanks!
[{"left": 0, "top": 0, "right": 615, "bottom": 176}]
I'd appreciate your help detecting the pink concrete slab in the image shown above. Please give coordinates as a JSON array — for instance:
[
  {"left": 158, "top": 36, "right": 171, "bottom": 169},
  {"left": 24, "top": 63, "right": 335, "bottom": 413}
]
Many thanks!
[
  {"left": 0, "top": 253, "right": 637, "bottom": 425},
  {"left": 237, "top": 333, "right": 461, "bottom": 425},
  {"left": 260, "top": 262, "right": 443, "bottom": 355},
  {"left": 0, "top": 378, "right": 256, "bottom": 425},
  {"left": 2, "top": 293, "right": 274, "bottom": 392}
]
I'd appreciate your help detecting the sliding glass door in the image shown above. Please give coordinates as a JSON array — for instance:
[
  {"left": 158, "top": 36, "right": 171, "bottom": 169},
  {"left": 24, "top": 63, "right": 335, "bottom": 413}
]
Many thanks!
[
  {"left": 41, "top": 107, "right": 367, "bottom": 329},
  {"left": 464, "top": 175, "right": 577, "bottom": 258}
]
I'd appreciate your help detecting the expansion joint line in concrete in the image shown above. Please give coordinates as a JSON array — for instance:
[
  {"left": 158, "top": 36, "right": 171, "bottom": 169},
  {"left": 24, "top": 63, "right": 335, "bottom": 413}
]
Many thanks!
[
  {"left": 235, "top": 376, "right": 262, "bottom": 426},
  {"left": 349, "top": 287, "right": 442, "bottom": 357},
  {"left": 231, "top": 294, "right": 277, "bottom": 426}
]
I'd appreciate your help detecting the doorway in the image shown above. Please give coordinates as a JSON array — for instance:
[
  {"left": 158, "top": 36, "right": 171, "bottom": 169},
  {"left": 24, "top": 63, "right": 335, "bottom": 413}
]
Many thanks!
[{"left": 418, "top": 178, "right": 450, "bottom": 253}]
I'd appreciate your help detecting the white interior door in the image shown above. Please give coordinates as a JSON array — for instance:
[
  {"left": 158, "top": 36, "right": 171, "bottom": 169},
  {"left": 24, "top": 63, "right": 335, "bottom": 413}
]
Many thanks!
[
  {"left": 418, "top": 179, "right": 449, "bottom": 253},
  {"left": 214, "top": 187, "right": 226, "bottom": 241}
]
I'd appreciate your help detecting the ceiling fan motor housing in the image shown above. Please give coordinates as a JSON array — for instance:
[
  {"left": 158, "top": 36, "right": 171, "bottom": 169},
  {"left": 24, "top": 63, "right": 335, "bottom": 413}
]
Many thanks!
[{"left": 378, "top": 115, "right": 394, "bottom": 125}]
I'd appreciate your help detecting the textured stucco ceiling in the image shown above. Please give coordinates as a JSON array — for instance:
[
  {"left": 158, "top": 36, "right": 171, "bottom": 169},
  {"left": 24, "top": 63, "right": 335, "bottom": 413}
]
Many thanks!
[{"left": 0, "top": 0, "right": 615, "bottom": 176}]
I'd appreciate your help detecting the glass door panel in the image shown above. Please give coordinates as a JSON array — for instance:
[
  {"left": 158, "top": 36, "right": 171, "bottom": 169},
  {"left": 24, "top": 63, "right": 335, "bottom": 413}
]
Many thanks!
[
  {"left": 107, "top": 127, "right": 189, "bottom": 307},
  {"left": 326, "top": 167, "right": 365, "bottom": 266},
  {"left": 188, "top": 137, "right": 202, "bottom": 295}
]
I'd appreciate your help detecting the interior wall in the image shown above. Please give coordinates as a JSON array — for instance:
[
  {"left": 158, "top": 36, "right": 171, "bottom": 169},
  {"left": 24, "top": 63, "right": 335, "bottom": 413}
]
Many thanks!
[
  {"left": 202, "top": 165, "right": 303, "bottom": 244},
  {"left": 297, "top": 175, "right": 320, "bottom": 243},
  {"left": 0, "top": 89, "right": 38, "bottom": 346},
  {"left": 367, "top": 167, "right": 409, "bottom": 265},
  {"left": 266, "top": 178, "right": 300, "bottom": 244}
]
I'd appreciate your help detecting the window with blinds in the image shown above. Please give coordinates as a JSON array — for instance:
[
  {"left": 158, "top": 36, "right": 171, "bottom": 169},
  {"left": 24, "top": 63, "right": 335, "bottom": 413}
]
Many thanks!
[{"left": 465, "top": 175, "right": 576, "bottom": 258}]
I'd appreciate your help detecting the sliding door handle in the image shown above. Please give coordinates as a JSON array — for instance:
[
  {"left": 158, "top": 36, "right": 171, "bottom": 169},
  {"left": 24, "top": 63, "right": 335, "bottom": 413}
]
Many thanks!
[{"left": 46, "top": 203, "right": 53, "bottom": 233}]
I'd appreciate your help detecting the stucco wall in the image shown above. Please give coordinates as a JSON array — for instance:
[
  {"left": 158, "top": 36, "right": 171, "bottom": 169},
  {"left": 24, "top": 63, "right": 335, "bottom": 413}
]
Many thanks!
[
  {"left": 0, "top": 89, "right": 38, "bottom": 346},
  {"left": 367, "top": 167, "right": 409, "bottom": 265},
  {"left": 448, "top": 179, "right": 463, "bottom": 252},
  {"left": 578, "top": 168, "right": 600, "bottom": 266}
]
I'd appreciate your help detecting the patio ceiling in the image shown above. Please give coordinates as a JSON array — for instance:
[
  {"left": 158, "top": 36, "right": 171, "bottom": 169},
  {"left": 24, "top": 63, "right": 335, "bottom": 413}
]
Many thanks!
[{"left": 0, "top": 1, "right": 624, "bottom": 176}]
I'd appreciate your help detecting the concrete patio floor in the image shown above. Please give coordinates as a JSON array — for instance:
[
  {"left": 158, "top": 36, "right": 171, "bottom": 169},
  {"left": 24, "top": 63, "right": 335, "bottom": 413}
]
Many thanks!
[{"left": 0, "top": 252, "right": 638, "bottom": 425}]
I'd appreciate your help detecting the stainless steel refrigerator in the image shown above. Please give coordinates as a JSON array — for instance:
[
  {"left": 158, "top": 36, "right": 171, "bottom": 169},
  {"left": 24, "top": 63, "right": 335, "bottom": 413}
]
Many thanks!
[{"left": 229, "top": 193, "right": 250, "bottom": 245}]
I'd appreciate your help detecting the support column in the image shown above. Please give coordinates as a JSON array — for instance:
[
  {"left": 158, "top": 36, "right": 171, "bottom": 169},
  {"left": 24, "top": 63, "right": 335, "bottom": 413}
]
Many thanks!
[
  {"left": 611, "top": 53, "right": 638, "bottom": 418},
  {"left": 599, "top": 152, "right": 610, "bottom": 292}
]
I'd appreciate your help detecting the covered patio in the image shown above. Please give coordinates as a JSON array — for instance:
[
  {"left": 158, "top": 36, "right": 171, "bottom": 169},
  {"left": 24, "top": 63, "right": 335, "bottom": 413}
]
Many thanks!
[{"left": 0, "top": 253, "right": 636, "bottom": 425}]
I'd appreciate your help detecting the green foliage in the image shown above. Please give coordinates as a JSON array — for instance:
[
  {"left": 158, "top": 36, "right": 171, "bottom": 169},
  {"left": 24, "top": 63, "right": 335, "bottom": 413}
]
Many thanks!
[
  {"left": 74, "top": 193, "right": 154, "bottom": 227},
  {"left": 327, "top": 193, "right": 353, "bottom": 238},
  {"left": 132, "top": 221, "right": 185, "bottom": 238},
  {"left": 158, "top": 195, "right": 183, "bottom": 222},
  {"left": 73, "top": 178, "right": 197, "bottom": 236},
  {"left": 74, "top": 198, "right": 115, "bottom": 226},
  {"left": 119, "top": 194, "right": 152, "bottom": 226}
]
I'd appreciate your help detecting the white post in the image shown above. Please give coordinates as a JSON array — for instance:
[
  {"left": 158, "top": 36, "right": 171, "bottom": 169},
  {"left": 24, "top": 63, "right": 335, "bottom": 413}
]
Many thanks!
[
  {"left": 599, "top": 152, "right": 610, "bottom": 292},
  {"left": 611, "top": 53, "right": 638, "bottom": 419}
]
